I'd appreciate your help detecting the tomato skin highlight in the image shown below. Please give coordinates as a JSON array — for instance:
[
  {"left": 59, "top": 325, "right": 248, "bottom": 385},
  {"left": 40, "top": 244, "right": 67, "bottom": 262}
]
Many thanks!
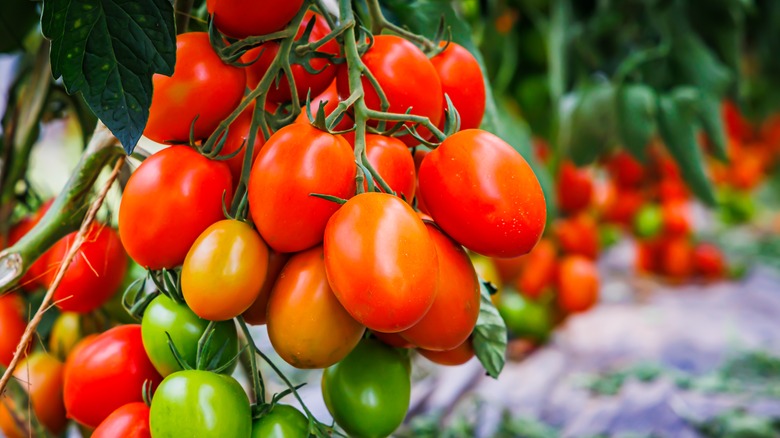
[
  {"left": 400, "top": 223, "right": 480, "bottom": 351},
  {"left": 418, "top": 339, "right": 475, "bottom": 366},
  {"left": 419, "top": 129, "right": 547, "bottom": 258},
  {"left": 63, "top": 325, "right": 162, "bottom": 428},
  {"left": 144, "top": 33, "right": 246, "bottom": 143},
  {"left": 431, "top": 42, "right": 486, "bottom": 130},
  {"left": 248, "top": 123, "right": 356, "bottom": 253},
  {"left": 324, "top": 192, "right": 438, "bottom": 333},
  {"left": 364, "top": 134, "right": 416, "bottom": 202},
  {"left": 322, "top": 339, "right": 411, "bottom": 438},
  {"left": 119, "top": 146, "right": 234, "bottom": 270},
  {"left": 92, "top": 402, "right": 151, "bottom": 438},
  {"left": 268, "top": 246, "right": 365, "bottom": 369},
  {"left": 150, "top": 370, "right": 252, "bottom": 438},
  {"left": 182, "top": 220, "right": 269, "bottom": 321},
  {"left": 0, "top": 293, "right": 28, "bottom": 367},
  {"left": 250, "top": 404, "right": 309, "bottom": 438},
  {"left": 207, "top": 0, "right": 304, "bottom": 39}
]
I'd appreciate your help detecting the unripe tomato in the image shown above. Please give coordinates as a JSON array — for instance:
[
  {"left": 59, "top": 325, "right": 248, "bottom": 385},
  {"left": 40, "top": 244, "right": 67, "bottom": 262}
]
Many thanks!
[
  {"left": 324, "top": 193, "right": 438, "bottom": 333},
  {"left": 497, "top": 291, "right": 552, "bottom": 342},
  {"left": 557, "top": 255, "right": 599, "bottom": 313},
  {"left": 144, "top": 33, "right": 246, "bottom": 143},
  {"left": 119, "top": 146, "right": 233, "bottom": 269},
  {"left": 337, "top": 35, "right": 443, "bottom": 146},
  {"left": 267, "top": 246, "right": 365, "bottom": 369},
  {"left": 43, "top": 223, "right": 127, "bottom": 313},
  {"left": 322, "top": 339, "right": 410, "bottom": 438},
  {"left": 244, "top": 12, "right": 339, "bottom": 103},
  {"left": 49, "top": 312, "right": 100, "bottom": 360},
  {"left": 633, "top": 204, "right": 663, "bottom": 239},
  {"left": 693, "top": 242, "right": 726, "bottom": 280},
  {"left": 430, "top": 42, "right": 486, "bottom": 130},
  {"left": 92, "top": 402, "right": 151, "bottom": 438},
  {"left": 182, "top": 220, "right": 269, "bottom": 321},
  {"left": 661, "top": 201, "right": 691, "bottom": 236},
  {"left": 218, "top": 104, "right": 266, "bottom": 182},
  {"left": 64, "top": 325, "right": 162, "bottom": 428},
  {"left": 418, "top": 338, "right": 475, "bottom": 366},
  {"left": 150, "top": 370, "right": 251, "bottom": 438},
  {"left": 0, "top": 353, "right": 66, "bottom": 437},
  {"left": 556, "top": 160, "right": 593, "bottom": 214},
  {"left": 401, "top": 223, "right": 479, "bottom": 351},
  {"left": 0, "top": 293, "right": 27, "bottom": 367},
  {"left": 251, "top": 404, "right": 308, "bottom": 438},
  {"left": 142, "top": 294, "right": 238, "bottom": 376},
  {"left": 248, "top": 123, "right": 355, "bottom": 253},
  {"left": 514, "top": 238, "right": 557, "bottom": 300},
  {"left": 554, "top": 213, "right": 599, "bottom": 259},
  {"left": 372, "top": 331, "right": 413, "bottom": 349},
  {"left": 365, "top": 134, "right": 416, "bottom": 202},
  {"left": 207, "top": 0, "right": 303, "bottom": 39},
  {"left": 242, "top": 250, "right": 290, "bottom": 325},
  {"left": 419, "top": 129, "right": 546, "bottom": 258}
]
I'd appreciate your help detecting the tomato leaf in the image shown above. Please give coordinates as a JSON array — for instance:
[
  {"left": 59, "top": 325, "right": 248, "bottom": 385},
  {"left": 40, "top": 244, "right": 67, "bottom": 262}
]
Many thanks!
[
  {"left": 473, "top": 279, "right": 507, "bottom": 379},
  {"left": 0, "top": 0, "right": 38, "bottom": 53},
  {"left": 615, "top": 84, "right": 656, "bottom": 162},
  {"left": 41, "top": 0, "right": 176, "bottom": 153},
  {"left": 562, "top": 83, "right": 618, "bottom": 166},
  {"left": 696, "top": 92, "right": 729, "bottom": 162}
]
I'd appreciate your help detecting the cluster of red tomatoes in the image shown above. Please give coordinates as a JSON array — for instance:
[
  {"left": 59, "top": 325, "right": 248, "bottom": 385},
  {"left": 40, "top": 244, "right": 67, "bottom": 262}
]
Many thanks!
[{"left": 2, "top": 1, "right": 548, "bottom": 438}]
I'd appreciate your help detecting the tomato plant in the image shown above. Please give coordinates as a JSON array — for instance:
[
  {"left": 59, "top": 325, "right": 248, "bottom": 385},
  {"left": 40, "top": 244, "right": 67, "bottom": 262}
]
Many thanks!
[
  {"left": 251, "top": 404, "right": 309, "bottom": 438},
  {"left": 418, "top": 339, "right": 475, "bottom": 366},
  {"left": 92, "top": 402, "right": 151, "bottom": 438},
  {"left": 430, "top": 42, "right": 486, "bottom": 130}
]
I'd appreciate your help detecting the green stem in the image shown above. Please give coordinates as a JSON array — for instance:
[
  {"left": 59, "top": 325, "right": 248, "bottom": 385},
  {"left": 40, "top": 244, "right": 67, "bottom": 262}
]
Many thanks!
[
  {"left": 237, "top": 321, "right": 265, "bottom": 404},
  {"left": 365, "top": 0, "right": 436, "bottom": 51},
  {"left": 195, "top": 321, "right": 216, "bottom": 369},
  {"left": 340, "top": 0, "right": 368, "bottom": 194},
  {"left": 364, "top": 109, "right": 446, "bottom": 141},
  {"left": 174, "top": 0, "right": 195, "bottom": 33}
]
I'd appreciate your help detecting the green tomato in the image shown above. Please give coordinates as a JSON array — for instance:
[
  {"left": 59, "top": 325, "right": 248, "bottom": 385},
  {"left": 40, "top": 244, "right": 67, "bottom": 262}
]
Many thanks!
[
  {"left": 633, "top": 204, "right": 663, "bottom": 239},
  {"left": 150, "top": 370, "right": 251, "bottom": 438},
  {"left": 141, "top": 294, "right": 238, "bottom": 376},
  {"left": 322, "top": 339, "right": 410, "bottom": 438},
  {"left": 497, "top": 290, "right": 552, "bottom": 342},
  {"left": 251, "top": 404, "right": 309, "bottom": 438},
  {"left": 599, "top": 224, "right": 623, "bottom": 249},
  {"left": 718, "top": 188, "right": 756, "bottom": 225}
]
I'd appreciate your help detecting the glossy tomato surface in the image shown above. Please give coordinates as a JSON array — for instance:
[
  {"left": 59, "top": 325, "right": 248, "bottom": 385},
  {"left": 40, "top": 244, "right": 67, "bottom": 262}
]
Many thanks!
[
  {"left": 207, "top": 0, "right": 303, "bottom": 39},
  {"left": 430, "top": 42, "right": 486, "bottom": 130},
  {"left": 0, "top": 293, "right": 27, "bottom": 367},
  {"left": 364, "top": 134, "right": 416, "bottom": 202},
  {"left": 251, "top": 404, "right": 309, "bottom": 438},
  {"left": 92, "top": 402, "right": 151, "bottom": 438}
]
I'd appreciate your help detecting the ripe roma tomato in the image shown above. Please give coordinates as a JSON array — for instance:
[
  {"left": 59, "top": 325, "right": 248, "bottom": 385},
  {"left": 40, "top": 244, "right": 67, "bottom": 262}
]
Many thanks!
[
  {"left": 144, "top": 33, "right": 246, "bottom": 143},
  {"left": 92, "top": 403, "right": 151, "bottom": 438},
  {"left": 693, "top": 242, "right": 726, "bottom": 280},
  {"left": 295, "top": 80, "right": 354, "bottom": 133},
  {"left": 364, "top": 134, "right": 416, "bottom": 202},
  {"left": 242, "top": 250, "right": 290, "bottom": 325},
  {"left": 661, "top": 201, "right": 691, "bottom": 236},
  {"left": 418, "top": 338, "right": 475, "bottom": 366},
  {"left": 400, "top": 223, "right": 480, "bottom": 351},
  {"left": 324, "top": 193, "right": 438, "bottom": 333},
  {"left": 207, "top": 0, "right": 303, "bottom": 39},
  {"left": 63, "top": 325, "right": 162, "bottom": 428},
  {"left": 268, "top": 246, "right": 364, "bottom": 368},
  {"left": 0, "top": 293, "right": 28, "bottom": 367},
  {"left": 43, "top": 223, "right": 127, "bottom": 313},
  {"left": 150, "top": 370, "right": 251, "bottom": 438},
  {"left": 557, "top": 255, "right": 599, "bottom": 313},
  {"left": 0, "top": 352, "right": 67, "bottom": 437},
  {"left": 337, "top": 35, "right": 443, "bottom": 146},
  {"left": 244, "top": 12, "right": 339, "bottom": 103},
  {"left": 419, "top": 129, "right": 546, "bottom": 258},
  {"left": 119, "top": 146, "right": 233, "bottom": 269},
  {"left": 248, "top": 123, "right": 355, "bottom": 253},
  {"left": 182, "top": 220, "right": 269, "bottom": 321},
  {"left": 557, "top": 160, "right": 594, "bottom": 214},
  {"left": 372, "top": 331, "right": 413, "bottom": 349},
  {"left": 659, "top": 236, "right": 694, "bottom": 280},
  {"left": 251, "top": 404, "right": 309, "bottom": 438},
  {"left": 430, "top": 42, "right": 486, "bottom": 130}
]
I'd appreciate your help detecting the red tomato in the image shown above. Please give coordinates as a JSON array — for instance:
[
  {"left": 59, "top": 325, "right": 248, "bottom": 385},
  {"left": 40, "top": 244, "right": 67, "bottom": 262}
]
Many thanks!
[
  {"left": 400, "top": 223, "right": 479, "bottom": 351},
  {"left": 144, "top": 33, "right": 246, "bottom": 143},
  {"left": 242, "top": 251, "right": 290, "bottom": 325},
  {"left": 324, "top": 193, "right": 438, "bottom": 333},
  {"left": 557, "top": 160, "right": 593, "bottom": 214},
  {"left": 248, "top": 123, "right": 355, "bottom": 253},
  {"left": 635, "top": 240, "right": 661, "bottom": 274},
  {"left": 514, "top": 238, "right": 557, "bottom": 300},
  {"left": 372, "top": 331, "right": 413, "bottom": 349},
  {"left": 364, "top": 134, "right": 416, "bottom": 202},
  {"left": 337, "top": 35, "right": 443, "bottom": 146},
  {"left": 217, "top": 104, "right": 266, "bottom": 182},
  {"left": 207, "top": 0, "right": 303, "bottom": 39},
  {"left": 430, "top": 42, "right": 486, "bottom": 130},
  {"left": 656, "top": 179, "right": 689, "bottom": 203},
  {"left": 7, "top": 200, "right": 54, "bottom": 291},
  {"left": 418, "top": 339, "right": 475, "bottom": 366},
  {"left": 0, "top": 293, "right": 28, "bottom": 367},
  {"left": 658, "top": 236, "right": 694, "bottom": 281},
  {"left": 554, "top": 213, "right": 599, "bottom": 259},
  {"left": 42, "top": 224, "right": 127, "bottom": 313},
  {"left": 295, "top": 80, "right": 354, "bottom": 142},
  {"left": 418, "top": 129, "right": 546, "bottom": 258},
  {"left": 492, "top": 255, "right": 527, "bottom": 284},
  {"left": 92, "top": 403, "right": 151, "bottom": 438},
  {"left": 244, "top": 12, "right": 339, "bottom": 103},
  {"left": 730, "top": 152, "right": 765, "bottom": 190},
  {"left": 661, "top": 201, "right": 691, "bottom": 236},
  {"left": 119, "top": 146, "right": 233, "bottom": 269},
  {"left": 63, "top": 325, "right": 162, "bottom": 428},
  {"left": 693, "top": 243, "right": 726, "bottom": 280},
  {"left": 557, "top": 255, "right": 599, "bottom": 313},
  {"left": 722, "top": 100, "right": 752, "bottom": 141},
  {"left": 600, "top": 184, "right": 644, "bottom": 226},
  {"left": 606, "top": 151, "right": 645, "bottom": 187}
]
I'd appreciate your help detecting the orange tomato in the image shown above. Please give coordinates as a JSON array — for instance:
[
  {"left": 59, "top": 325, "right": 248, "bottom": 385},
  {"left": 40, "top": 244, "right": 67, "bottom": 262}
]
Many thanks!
[
  {"left": 241, "top": 251, "right": 290, "bottom": 326},
  {"left": 554, "top": 213, "right": 599, "bottom": 259},
  {"left": 514, "top": 238, "right": 558, "bottom": 300},
  {"left": 661, "top": 201, "right": 691, "bottom": 236},
  {"left": 659, "top": 236, "right": 694, "bottom": 280},
  {"left": 418, "top": 339, "right": 475, "bottom": 366},
  {"left": 557, "top": 255, "right": 599, "bottom": 313}
]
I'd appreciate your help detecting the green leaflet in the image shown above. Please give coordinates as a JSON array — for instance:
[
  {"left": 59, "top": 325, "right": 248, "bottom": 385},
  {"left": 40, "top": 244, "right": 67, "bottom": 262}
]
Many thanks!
[
  {"left": 472, "top": 280, "right": 508, "bottom": 379},
  {"left": 615, "top": 84, "right": 657, "bottom": 161},
  {"left": 561, "top": 83, "right": 618, "bottom": 166}
]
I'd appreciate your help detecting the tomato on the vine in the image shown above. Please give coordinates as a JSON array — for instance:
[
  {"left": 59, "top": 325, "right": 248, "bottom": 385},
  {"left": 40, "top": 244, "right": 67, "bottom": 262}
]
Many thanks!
[
  {"left": 119, "top": 146, "right": 233, "bottom": 270},
  {"left": 63, "top": 325, "right": 162, "bottom": 428},
  {"left": 248, "top": 123, "right": 355, "bottom": 253},
  {"left": 400, "top": 222, "right": 479, "bottom": 351},
  {"left": 92, "top": 402, "right": 151, "bottom": 438},
  {"left": 418, "top": 129, "right": 547, "bottom": 258},
  {"left": 295, "top": 80, "right": 354, "bottom": 137},
  {"left": 497, "top": 291, "right": 552, "bottom": 342},
  {"left": 150, "top": 370, "right": 251, "bottom": 438},
  {"left": 364, "top": 134, "right": 416, "bottom": 202},
  {"left": 418, "top": 338, "right": 475, "bottom": 366},
  {"left": 557, "top": 255, "right": 599, "bottom": 313},
  {"left": 251, "top": 404, "right": 309, "bottom": 438},
  {"left": 693, "top": 242, "right": 726, "bottom": 279},
  {"left": 207, "top": 0, "right": 303, "bottom": 39},
  {"left": 322, "top": 339, "right": 411, "bottom": 438},
  {"left": 144, "top": 33, "right": 246, "bottom": 143},
  {"left": 372, "top": 331, "right": 413, "bottom": 349},
  {"left": 142, "top": 294, "right": 238, "bottom": 376},
  {"left": 244, "top": 12, "right": 339, "bottom": 103},
  {"left": 430, "top": 42, "right": 486, "bottom": 130},
  {"left": 557, "top": 160, "right": 593, "bottom": 214},
  {"left": 337, "top": 35, "right": 443, "bottom": 146},
  {"left": 554, "top": 214, "right": 599, "bottom": 259},
  {"left": 218, "top": 104, "right": 266, "bottom": 182},
  {"left": 242, "top": 250, "right": 290, "bottom": 325},
  {"left": 514, "top": 238, "right": 558, "bottom": 300},
  {"left": 0, "top": 293, "right": 27, "bottom": 367},
  {"left": 324, "top": 192, "right": 438, "bottom": 333},
  {"left": 267, "top": 246, "right": 364, "bottom": 369},
  {"left": 182, "top": 219, "right": 269, "bottom": 321}
]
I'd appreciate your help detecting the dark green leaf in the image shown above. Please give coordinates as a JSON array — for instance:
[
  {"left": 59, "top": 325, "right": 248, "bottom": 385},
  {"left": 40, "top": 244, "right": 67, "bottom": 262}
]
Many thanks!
[
  {"left": 615, "top": 84, "right": 656, "bottom": 161},
  {"left": 41, "top": 0, "right": 176, "bottom": 153},
  {"left": 561, "top": 83, "right": 617, "bottom": 166},
  {"left": 697, "top": 93, "right": 729, "bottom": 162},
  {"left": 0, "top": 0, "right": 38, "bottom": 53},
  {"left": 670, "top": 30, "right": 732, "bottom": 96},
  {"left": 656, "top": 91, "right": 717, "bottom": 205},
  {"left": 473, "top": 279, "right": 507, "bottom": 379}
]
